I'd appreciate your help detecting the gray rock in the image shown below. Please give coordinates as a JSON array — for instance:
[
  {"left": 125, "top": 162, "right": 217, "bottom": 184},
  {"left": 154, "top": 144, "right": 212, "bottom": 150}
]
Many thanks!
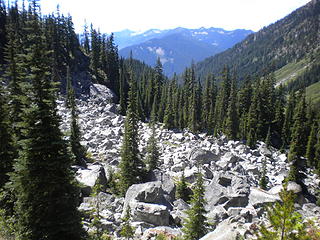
[
  {"left": 189, "top": 148, "right": 219, "bottom": 164},
  {"left": 249, "top": 187, "right": 280, "bottom": 208},
  {"left": 76, "top": 164, "right": 108, "bottom": 196},
  {"left": 125, "top": 181, "right": 166, "bottom": 205},
  {"left": 200, "top": 220, "right": 239, "bottom": 240},
  {"left": 132, "top": 202, "right": 170, "bottom": 226},
  {"left": 89, "top": 84, "right": 117, "bottom": 103},
  {"left": 216, "top": 152, "right": 240, "bottom": 170},
  {"left": 148, "top": 170, "right": 176, "bottom": 202},
  {"left": 268, "top": 182, "right": 302, "bottom": 195},
  {"left": 141, "top": 226, "right": 182, "bottom": 240}
]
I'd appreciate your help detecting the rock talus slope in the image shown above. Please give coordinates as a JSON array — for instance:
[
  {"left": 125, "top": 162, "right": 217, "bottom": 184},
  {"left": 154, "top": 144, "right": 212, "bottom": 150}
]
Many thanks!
[{"left": 58, "top": 84, "right": 320, "bottom": 239}]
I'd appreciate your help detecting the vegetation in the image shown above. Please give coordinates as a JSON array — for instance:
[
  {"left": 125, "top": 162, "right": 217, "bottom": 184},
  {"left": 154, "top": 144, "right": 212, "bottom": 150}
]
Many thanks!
[
  {"left": 0, "top": 0, "right": 320, "bottom": 239},
  {"left": 256, "top": 183, "right": 310, "bottom": 240},
  {"left": 182, "top": 171, "right": 209, "bottom": 240}
]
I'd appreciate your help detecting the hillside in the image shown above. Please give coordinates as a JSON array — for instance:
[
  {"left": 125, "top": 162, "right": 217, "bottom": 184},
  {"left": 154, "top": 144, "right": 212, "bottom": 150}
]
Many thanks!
[
  {"left": 195, "top": 0, "right": 320, "bottom": 82},
  {"left": 118, "top": 27, "right": 252, "bottom": 76}
]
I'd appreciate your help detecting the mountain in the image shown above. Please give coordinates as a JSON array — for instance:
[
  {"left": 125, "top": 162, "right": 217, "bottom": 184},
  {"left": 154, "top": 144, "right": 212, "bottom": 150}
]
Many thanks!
[
  {"left": 116, "top": 27, "right": 253, "bottom": 76},
  {"left": 195, "top": 0, "right": 320, "bottom": 84}
]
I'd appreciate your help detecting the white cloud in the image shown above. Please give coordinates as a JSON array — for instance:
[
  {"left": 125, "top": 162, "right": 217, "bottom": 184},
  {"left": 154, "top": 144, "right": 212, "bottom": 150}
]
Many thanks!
[{"left": 155, "top": 47, "right": 165, "bottom": 56}]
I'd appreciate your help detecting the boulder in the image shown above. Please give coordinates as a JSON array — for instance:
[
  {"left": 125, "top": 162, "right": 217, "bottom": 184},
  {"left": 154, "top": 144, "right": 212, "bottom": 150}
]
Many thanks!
[
  {"left": 200, "top": 220, "right": 239, "bottom": 240},
  {"left": 141, "top": 226, "right": 182, "bottom": 240},
  {"left": 249, "top": 187, "right": 280, "bottom": 208},
  {"left": 268, "top": 182, "right": 302, "bottom": 195},
  {"left": 189, "top": 148, "right": 219, "bottom": 164},
  {"left": 216, "top": 152, "right": 240, "bottom": 170},
  {"left": 124, "top": 181, "right": 166, "bottom": 205},
  {"left": 89, "top": 84, "right": 117, "bottom": 103},
  {"left": 132, "top": 202, "right": 170, "bottom": 226},
  {"left": 147, "top": 170, "right": 176, "bottom": 202},
  {"left": 76, "top": 164, "right": 108, "bottom": 196}
]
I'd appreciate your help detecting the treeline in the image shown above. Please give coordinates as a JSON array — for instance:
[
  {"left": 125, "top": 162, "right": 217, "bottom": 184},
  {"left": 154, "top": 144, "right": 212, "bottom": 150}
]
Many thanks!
[
  {"left": 123, "top": 58, "right": 320, "bottom": 182},
  {"left": 0, "top": 1, "right": 87, "bottom": 240}
]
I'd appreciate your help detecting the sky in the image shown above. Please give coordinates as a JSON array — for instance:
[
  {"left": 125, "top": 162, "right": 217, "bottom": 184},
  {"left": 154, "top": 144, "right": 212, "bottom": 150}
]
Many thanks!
[{"left": 38, "top": 0, "right": 311, "bottom": 33}]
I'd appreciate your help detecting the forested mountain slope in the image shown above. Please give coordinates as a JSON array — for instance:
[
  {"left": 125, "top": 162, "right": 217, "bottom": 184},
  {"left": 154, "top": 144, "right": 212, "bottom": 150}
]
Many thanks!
[{"left": 196, "top": 0, "right": 320, "bottom": 82}]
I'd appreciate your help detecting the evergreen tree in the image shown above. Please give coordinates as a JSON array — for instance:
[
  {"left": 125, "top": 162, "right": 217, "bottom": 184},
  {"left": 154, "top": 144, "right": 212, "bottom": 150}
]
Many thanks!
[
  {"left": 5, "top": 5, "right": 25, "bottom": 142},
  {"left": 82, "top": 22, "right": 90, "bottom": 54},
  {"left": 306, "top": 122, "right": 318, "bottom": 168},
  {"left": 88, "top": 184, "right": 111, "bottom": 240},
  {"left": 0, "top": 0, "right": 6, "bottom": 64},
  {"left": 65, "top": 66, "right": 73, "bottom": 108},
  {"left": 145, "top": 123, "right": 160, "bottom": 172},
  {"left": 119, "top": 72, "right": 144, "bottom": 196},
  {"left": 259, "top": 158, "right": 268, "bottom": 190},
  {"left": 256, "top": 183, "right": 309, "bottom": 240},
  {"left": 69, "top": 80, "right": 87, "bottom": 167},
  {"left": 105, "top": 33, "right": 120, "bottom": 96},
  {"left": 288, "top": 92, "right": 308, "bottom": 182},
  {"left": 281, "top": 92, "right": 296, "bottom": 149},
  {"left": 0, "top": 83, "right": 15, "bottom": 189},
  {"left": 175, "top": 172, "right": 191, "bottom": 202},
  {"left": 224, "top": 78, "right": 239, "bottom": 140},
  {"left": 213, "top": 66, "right": 231, "bottom": 135},
  {"left": 10, "top": 4, "right": 84, "bottom": 239},
  {"left": 265, "top": 126, "right": 271, "bottom": 147},
  {"left": 182, "top": 171, "right": 208, "bottom": 240},
  {"left": 120, "top": 207, "right": 134, "bottom": 240}
]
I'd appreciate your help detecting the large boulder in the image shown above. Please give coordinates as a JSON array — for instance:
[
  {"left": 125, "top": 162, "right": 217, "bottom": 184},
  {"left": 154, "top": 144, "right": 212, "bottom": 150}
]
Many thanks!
[
  {"left": 132, "top": 202, "right": 170, "bottom": 226},
  {"left": 147, "top": 170, "right": 176, "bottom": 202},
  {"left": 76, "top": 163, "right": 108, "bottom": 196},
  {"left": 215, "top": 152, "right": 241, "bottom": 170},
  {"left": 200, "top": 220, "right": 239, "bottom": 240},
  {"left": 189, "top": 148, "right": 219, "bottom": 164},
  {"left": 249, "top": 187, "right": 280, "bottom": 208},
  {"left": 89, "top": 84, "right": 117, "bottom": 103},
  {"left": 206, "top": 174, "right": 250, "bottom": 211},
  {"left": 123, "top": 181, "right": 172, "bottom": 225},
  {"left": 141, "top": 226, "right": 182, "bottom": 240},
  {"left": 124, "top": 181, "right": 168, "bottom": 206}
]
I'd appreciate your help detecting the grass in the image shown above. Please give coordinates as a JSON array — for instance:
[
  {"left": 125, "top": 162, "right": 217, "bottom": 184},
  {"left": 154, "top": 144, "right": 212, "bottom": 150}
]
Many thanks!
[
  {"left": 274, "top": 58, "right": 310, "bottom": 86},
  {"left": 306, "top": 81, "right": 320, "bottom": 108}
]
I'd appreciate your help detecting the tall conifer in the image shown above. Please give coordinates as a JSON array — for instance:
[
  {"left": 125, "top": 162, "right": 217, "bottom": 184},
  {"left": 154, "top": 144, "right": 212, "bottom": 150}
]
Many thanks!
[
  {"left": 119, "top": 72, "right": 144, "bottom": 195},
  {"left": 10, "top": 4, "right": 84, "bottom": 239}
]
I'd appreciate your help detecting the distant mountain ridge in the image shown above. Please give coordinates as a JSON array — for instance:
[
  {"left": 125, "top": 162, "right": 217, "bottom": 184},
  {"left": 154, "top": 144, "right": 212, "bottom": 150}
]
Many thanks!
[
  {"left": 114, "top": 27, "right": 253, "bottom": 76},
  {"left": 195, "top": 0, "right": 320, "bottom": 82}
]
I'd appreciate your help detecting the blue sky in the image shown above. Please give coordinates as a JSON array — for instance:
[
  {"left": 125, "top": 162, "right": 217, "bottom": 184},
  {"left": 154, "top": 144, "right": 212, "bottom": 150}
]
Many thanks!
[{"left": 38, "top": 0, "right": 311, "bottom": 33}]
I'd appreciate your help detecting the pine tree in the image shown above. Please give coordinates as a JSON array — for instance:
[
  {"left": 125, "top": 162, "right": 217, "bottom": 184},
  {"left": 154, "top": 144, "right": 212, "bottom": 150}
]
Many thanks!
[
  {"left": 175, "top": 172, "right": 191, "bottom": 202},
  {"left": 0, "top": 0, "right": 6, "bottom": 64},
  {"left": 163, "top": 81, "right": 175, "bottom": 129},
  {"left": 5, "top": 5, "right": 25, "bottom": 142},
  {"left": 65, "top": 66, "right": 73, "bottom": 108},
  {"left": 281, "top": 92, "right": 296, "bottom": 149},
  {"left": 105, "top": 33, "right": 120, "bottom": 96},
  {"left": 224, "top": 78, "right": 239, "bottom": 140},
  {"left": 306, "top": 122, "right": 318, "bottom": 168},
  {"left": 0, "top": 83, "right": 15, "bottom": 189},
  {"left": 288, "top": 92, "right": 308, "bottom": 182},
  {"left": 256, "top": 183, "right": 309, "bottom": 240},
  {"left": 259, "top": 158, "right": 268, "bottom": 190},
  {"left": 10, "top": 4, "right": 85, "bottom": 239},
  {"left": 120, "top": 207, "right": 134, "bottom": 240},
  {"left": 145, "top": 123, "right": 160, "bottom": 172},
  {"left": 88, "top": 184, "right": 111, "bottom": 240},
  {"left": 119, "top": 72, "right": 144, "bottom": 196},
  {"left": 69, "top": 80, "right": 87, "bottom": 167},
  {"left": 182, "top": 171, "right": 208, "bottom": 240}
]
